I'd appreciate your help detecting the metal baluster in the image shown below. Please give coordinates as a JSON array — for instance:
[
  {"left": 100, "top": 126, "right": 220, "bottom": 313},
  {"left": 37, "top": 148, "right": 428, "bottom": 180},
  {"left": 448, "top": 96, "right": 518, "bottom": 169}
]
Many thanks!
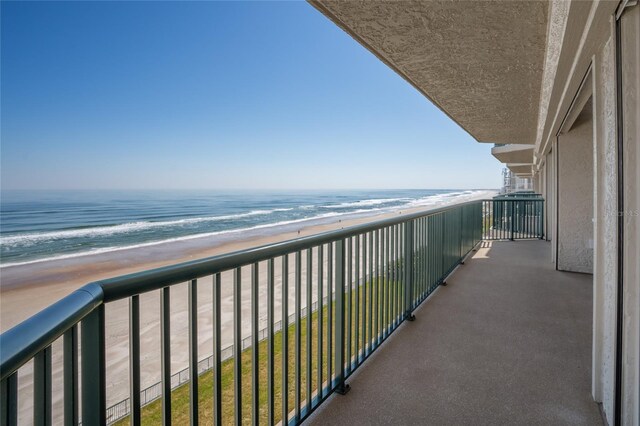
[
  {"left": 398, "top": 224, "right": 404, "bottom": 321},
  {"left": 511, "top": 200, "right": 515, "bottom": 240},
  {"left": 63, "top": 326, "right": 78, "bottom": 426},
  {"left": 404, "top": 221, "right": 415, "bottom": 320},
  {"left": 416, "top": 220, "right": 421, "bottom": 301},
  {"left": 459, "top": 210, "right": 463, "bottom": 261},
  {"left": 482, "top": 201, "right": 486, "bottom": 239},
  {"left": 1, "top": 372, "right": 18, "bottom": 426},
  {"left": 389, "top": 226, "right": 395, "bottom": 326},
  {"left": 281, "top": 256, "right": 289, "bottom": 425},
  {"left": 316, "top": 245, "right": 323, "bottom": 401},
  {"left": 34, "top": 346, "right": 52, "bottom": 426},
  {"left": 367, "top": 231, "right": 375, "bottom": 354},
  {"left": 493, "top": 201, "right": 496, "bottom": 239},
  {"left": 354, "top": 235, "right": 360, "bottom": 363},
  {"left": 413, "top": 221, "right": 418, "bottom": 303},
  {"left": 389, "top": 226, "right": 395, "bottom": 328},
  {"left": 540, "top": 200, "right": 545, "bottom": 239},
  {"left": 130, "top": 296, "right": 141, "bottom": 426},
  {"left": 334, "top": 239, "right": 350, "bottom": 395},
  {"left": 424, "top": 218, "right": 428, "bottom": 297},
  {"left": 213, "top": 274, "right": 222, "bottom": 426},
  {"left": 327, "top": 244, "right": 333, "bottom": 388},
  {"left": 158, "top": 288, "right": 171, "bottom": 425},
  {"left": 294, "top": 251, "right": 301, "bottom": 423},
  {"left": 441, "top": 214, "right": 447, "bottom": 281},
  {"left": 267, "top": 260, "right": 275, "bottom": 426},
  {"left": 234, "top": 268, "right": 242, "bottom": 426},
  {"left": 394, "top": 224, "right": 399, "bottom": 326},
  {"left": 427, "top": 217, "right": 432, "bottom": 293},
  {"left": 375, "top": 229, "right": 381, "bottom": 346},
  {"left": 527, "top": 200, "right": 529, "bottom": 237},
  {"left": 424, "top": 218, "right": 428, "bottom": 298},
  {"left": 189, "top": 279, "right": 199, "bottom": 426},
  {"left": 384, "top": 227, "right": 389, "bottom": 337},
  {"left": 361, "top": 233, "right": 367, "bottom": 358},
  {"left": 251, "top": 264, "right": 259, "bottom": 426},
  {"left": 346, "top": 238, "right": 352, "bottom": 374},
  {"left": 305, "top": 249, "right": 312, "bottom": 414},
  {"left": 81, "top": 304, "right": 106, "bottom": 426}
]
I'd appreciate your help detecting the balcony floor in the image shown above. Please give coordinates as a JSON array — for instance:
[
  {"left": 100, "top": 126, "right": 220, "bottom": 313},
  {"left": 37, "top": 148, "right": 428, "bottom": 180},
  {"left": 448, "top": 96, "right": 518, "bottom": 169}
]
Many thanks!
[{"left": 307, "top": 240, "right": 602, "bottom": 425}]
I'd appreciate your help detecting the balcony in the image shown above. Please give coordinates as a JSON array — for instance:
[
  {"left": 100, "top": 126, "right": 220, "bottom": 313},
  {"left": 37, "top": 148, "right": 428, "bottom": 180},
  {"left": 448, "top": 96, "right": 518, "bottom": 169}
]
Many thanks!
[
  {"left": 306, "top": 239, "right": 601, "bottom": 425},
  {"left": 2, "top": 198, "right": 597, "bottom": 426}
]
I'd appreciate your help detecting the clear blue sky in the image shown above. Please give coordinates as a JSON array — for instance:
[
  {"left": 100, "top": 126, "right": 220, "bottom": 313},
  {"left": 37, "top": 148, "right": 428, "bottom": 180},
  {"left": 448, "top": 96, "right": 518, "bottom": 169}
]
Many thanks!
[{"left": 1, "top": 1, "right": 502, "bottom": 191}]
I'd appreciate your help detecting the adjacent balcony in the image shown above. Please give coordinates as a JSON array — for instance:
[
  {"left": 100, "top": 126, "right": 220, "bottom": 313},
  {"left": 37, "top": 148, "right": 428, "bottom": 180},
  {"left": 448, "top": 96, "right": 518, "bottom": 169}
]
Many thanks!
[{"left": 491, "top": 144, "right": 536, "bottom": 165}]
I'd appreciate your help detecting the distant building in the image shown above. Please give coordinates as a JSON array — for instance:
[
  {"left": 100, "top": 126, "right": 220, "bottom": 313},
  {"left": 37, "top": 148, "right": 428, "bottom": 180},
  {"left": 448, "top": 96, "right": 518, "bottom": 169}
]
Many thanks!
[{"left": 501, "top": 167, "right": 533, "bottom": 194}]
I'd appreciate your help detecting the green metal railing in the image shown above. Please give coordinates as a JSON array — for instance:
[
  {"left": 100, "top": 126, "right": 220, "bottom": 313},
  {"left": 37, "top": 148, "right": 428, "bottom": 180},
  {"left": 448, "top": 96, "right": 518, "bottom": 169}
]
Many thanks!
[
  {"left": 496, "top": 191, "right": 542, "bottom": 198},
  {"left": 483, "top": 196, "right": 544, "bottom": 240},
  {"left": 0, "top": 198, "right": 537, "bottom": 426}
]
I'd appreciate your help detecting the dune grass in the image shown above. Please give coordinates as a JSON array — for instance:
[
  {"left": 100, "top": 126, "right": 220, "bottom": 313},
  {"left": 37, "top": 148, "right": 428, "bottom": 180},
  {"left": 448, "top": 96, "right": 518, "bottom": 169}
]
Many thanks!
[{"left": 115, "top": 278, "right": 403, "bottom": 426}]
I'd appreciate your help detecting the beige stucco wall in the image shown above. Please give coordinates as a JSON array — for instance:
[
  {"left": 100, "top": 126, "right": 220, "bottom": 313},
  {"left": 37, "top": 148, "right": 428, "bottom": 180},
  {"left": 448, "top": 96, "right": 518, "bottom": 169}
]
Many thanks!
[
  {"left": 620, "top": 6, "right": 640, "bottom": 424},
  {"left": 592, "top": 33, "right": 618, "bottom": 425},
  {"left": 549, "top": 7, "right": 639, "bottom": 423},
  {"left": 535, "top": 7, "right": 624, "bottom": 420},
  {"left": 557, "top": 102, "right": 594, "bottom": 274},
  {"left": 546, "top": 149, "right": 556, "bottom": 265}
]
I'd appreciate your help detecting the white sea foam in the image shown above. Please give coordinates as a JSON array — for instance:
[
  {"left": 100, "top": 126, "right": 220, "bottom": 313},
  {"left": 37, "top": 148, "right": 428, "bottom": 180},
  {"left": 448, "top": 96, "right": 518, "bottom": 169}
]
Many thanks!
[
  {"left": 319, "top": 197, "right": 412, "bottom": 209},
  {"left": 1, "top": 209, "right": 278, "bottom": 246},
  {"left": 0, "top": 190, "right": 494, "bottom": 268},
  {"left": 0, "top": 211, "right": 348, "bottom": 268}
]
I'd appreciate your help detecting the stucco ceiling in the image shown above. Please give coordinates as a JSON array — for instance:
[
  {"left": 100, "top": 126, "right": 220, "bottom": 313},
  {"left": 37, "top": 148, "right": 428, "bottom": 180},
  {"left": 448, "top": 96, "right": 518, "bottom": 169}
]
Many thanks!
[
  {"left": 492, "top": 145, "right": 535, "bottom": 164},
  {"left": 310, "top": 0, "right": 549, "bottom": 145},
  {"left": 508, "top": 164, "right": 533, "bottom": 176}
]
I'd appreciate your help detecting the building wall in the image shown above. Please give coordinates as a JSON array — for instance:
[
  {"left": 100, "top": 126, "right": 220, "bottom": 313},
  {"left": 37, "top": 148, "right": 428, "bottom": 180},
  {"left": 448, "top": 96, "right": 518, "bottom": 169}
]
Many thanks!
[
  {"left": 592, "top": 33, "right": 618, "bottom": 424},
  {"left": 590, "top": 8, "right": 640, "bottom": 424},
  {"left": 557, "top": 104, "right": 594, "bottom": 273},
  {"left": 534, "top": 1, "right": 640, "bottom": 423},
  {"left": 620, "top": 6, "right": 640, "bottom": 424},
  {"left": 546, "top": 150, "right": 556, "bottom": 263}
]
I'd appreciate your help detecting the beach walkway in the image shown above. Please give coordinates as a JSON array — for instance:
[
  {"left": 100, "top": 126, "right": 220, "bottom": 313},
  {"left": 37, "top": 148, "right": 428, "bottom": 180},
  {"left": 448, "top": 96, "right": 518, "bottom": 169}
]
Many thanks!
[{"left": 306, "top": 240, "right": 602, "bottom": 425}]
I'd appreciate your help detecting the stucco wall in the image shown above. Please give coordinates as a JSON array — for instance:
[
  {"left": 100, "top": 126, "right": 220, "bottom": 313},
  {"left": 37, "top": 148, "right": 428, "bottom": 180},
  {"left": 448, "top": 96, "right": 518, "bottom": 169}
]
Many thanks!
[
  {"left": 546, "top": 150, "right": 555, "bottom": 245},
  {"left": 546, "top": 149, "right": 557, "bottom": 265},
  {"left": 620, "top": 6, "right": 640, "bottom": 424},
  {"left": 557, "top": 101, "right": 594, "bottom": 274},
  {"left": 592, "top": 35, "right": 617, "bottom": 425}
]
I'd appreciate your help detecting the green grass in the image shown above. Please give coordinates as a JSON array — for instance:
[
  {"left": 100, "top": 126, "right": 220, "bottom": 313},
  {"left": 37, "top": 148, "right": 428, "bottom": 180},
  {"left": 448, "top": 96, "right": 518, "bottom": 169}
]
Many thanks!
[
  {"left": 115, "top": 278, "right": 404, "bottom": 426},
  {"left": 483, "top": 214, "right": 494, "bottom": 235}
]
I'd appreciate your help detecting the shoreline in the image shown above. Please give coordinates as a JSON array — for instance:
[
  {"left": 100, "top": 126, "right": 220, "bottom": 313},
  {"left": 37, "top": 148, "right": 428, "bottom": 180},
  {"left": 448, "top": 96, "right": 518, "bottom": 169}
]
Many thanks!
[
  {"left": 0, "top": 192, "right": 495, "bottom": 420},
  {"left": 0, "top": 190, "right": 495, "bottom": 332}
]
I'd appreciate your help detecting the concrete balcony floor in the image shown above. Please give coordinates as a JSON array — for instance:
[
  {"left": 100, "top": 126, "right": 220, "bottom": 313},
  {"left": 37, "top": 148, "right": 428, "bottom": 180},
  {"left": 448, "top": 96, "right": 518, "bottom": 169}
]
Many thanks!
[{"left": 307, "top": 240, "right": 602, "bottom": 425}]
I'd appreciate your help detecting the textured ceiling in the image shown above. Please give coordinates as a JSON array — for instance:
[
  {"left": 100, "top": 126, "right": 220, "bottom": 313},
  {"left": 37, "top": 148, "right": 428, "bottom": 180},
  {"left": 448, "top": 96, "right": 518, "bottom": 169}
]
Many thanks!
[
  {"left": 310, "top": 0, "right": 549, "bottom": 145},
  {"left": 508, "top": 164, "right": 534, "bottom": 176},
  {"left": 492, "top": 145, "right": 535, "bottom": 164}
]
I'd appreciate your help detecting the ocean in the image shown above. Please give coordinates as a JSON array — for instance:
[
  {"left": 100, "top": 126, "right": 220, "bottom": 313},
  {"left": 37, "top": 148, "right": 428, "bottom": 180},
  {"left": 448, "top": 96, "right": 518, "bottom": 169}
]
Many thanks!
[{"left": 0, "top": 189, "right": 490, "bottom": 267}]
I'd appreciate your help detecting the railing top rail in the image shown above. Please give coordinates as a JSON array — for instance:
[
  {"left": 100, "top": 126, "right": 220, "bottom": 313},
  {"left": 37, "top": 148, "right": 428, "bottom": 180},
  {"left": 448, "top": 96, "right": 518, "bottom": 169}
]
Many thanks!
[
  {"left": 0, "top": 197, "right": 539, "bottom": 380},
  {"left": 493, "top": 195, "right": 543, "bottom": 199},
  {"left": 492, "top": 197, "right": 544, "bottom": 201},
  {"left": 96, "top": 199, "right": 493, "bottom": 302},
  {"left": 0, "top": 283, "right": 103, "bottom": 381}
]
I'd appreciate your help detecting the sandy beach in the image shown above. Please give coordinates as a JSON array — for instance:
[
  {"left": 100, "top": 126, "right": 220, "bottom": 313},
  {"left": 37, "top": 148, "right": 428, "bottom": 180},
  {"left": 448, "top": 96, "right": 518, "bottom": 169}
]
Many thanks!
[{"left": 0, "top": 190, "right": 495, "bottom": 423}]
